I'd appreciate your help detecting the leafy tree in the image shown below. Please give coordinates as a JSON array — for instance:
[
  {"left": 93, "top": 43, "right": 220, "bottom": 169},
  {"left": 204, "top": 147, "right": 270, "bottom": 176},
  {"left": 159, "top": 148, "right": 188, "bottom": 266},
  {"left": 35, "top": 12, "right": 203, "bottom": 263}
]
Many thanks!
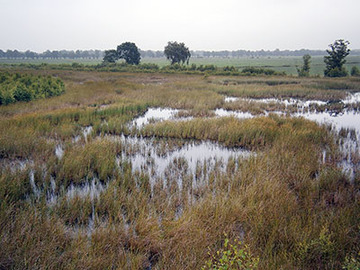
[
  {"left": 103, "top": 50, "right": 118, "bottom": 63},
  {"left": 324, "top": 39, "right": 350, "bottom": 77},
  {"left": 297, "top": 54, "right": 311, "bottom": 77},
  {"left": 164, "top": 41, "right": 191, "bottom": 65},
  {"left": 117, "top": 42, "right": 141, "bottom": 65},
  {"left": 24, "top": 50, "right": 36, "bottom": 59}
]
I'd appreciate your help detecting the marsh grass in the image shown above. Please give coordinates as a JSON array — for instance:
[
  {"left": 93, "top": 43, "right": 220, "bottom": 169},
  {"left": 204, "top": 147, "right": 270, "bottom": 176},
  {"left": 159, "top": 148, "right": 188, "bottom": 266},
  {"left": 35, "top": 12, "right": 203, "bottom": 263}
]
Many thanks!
[
  {"left": 222, "top": 99, "right": 286, "bottom": 115},
  {"left": 140, "top": 114, "right": 330, "bottom": 151},
  {"left": 55, "top": 138, "right": 122, "bottom": 187},
  {"left": 210, "top": 76, "right": 357, "bottom": 101},
  {"left": 0, "top": 68, "right": 359, "bottom": 269}
]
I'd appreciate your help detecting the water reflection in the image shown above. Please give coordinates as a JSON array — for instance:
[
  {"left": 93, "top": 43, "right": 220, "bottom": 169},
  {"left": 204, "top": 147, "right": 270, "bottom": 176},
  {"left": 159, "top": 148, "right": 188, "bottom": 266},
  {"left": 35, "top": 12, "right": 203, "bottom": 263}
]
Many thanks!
[
  {"left": 224, "top": 92, "right": 360, "bottom": 107},
  {"left": 222, "top": 94, "right": 360, "bottom": 182},
  {"left": 55, "top": 145, "right": 64, "bottom": 159},
  {"left": 215, "top": 108, "right": 254, "bottom": 119},
  {"left": 298, "top": 110, "right": 360, "bottom": 132},
  {"left": 115, "top": 135, "right": 253, "bottom": 192},
  {"left": 132, "top": 107, "right": 180, "bottom": 126}
]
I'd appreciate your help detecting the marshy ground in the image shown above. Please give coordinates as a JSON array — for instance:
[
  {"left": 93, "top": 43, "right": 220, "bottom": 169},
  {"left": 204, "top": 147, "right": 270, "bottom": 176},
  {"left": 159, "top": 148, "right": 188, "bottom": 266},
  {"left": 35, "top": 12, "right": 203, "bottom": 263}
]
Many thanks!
[{"left": 0, "top": 68, "right": 359, "bottom": 269}]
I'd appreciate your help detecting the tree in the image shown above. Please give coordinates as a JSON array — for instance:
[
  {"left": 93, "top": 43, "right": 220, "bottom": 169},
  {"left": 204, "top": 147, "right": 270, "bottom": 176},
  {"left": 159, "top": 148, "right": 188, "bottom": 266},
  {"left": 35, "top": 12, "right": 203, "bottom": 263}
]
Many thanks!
[
  {"left": 297, "top": 54, "right": 311, "bottom": 77},
  {"left": 25, "top": 50, "right": 36, "bottom": 59},
  {"left": 164, "top": 41, "right": 191, "bottom": 65},
  {"left": 103, "top": 49, "right": 118, "bottom": 63},
  {"left": 117, "top": 42, "right": 141, "bottom": 65},
  {"left": 324, "top": 39, "right": 350, "bottom": 77}
]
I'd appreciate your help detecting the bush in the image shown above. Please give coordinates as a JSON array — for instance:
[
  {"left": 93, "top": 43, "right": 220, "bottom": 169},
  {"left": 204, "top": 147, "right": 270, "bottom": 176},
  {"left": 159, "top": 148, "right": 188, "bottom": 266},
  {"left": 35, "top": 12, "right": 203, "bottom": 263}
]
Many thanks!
[
  {"left": 241, "top": 67, "right": 282, "bottom": 76},
  {"left": 13, "top": 84, "right": 32, "bottom": 101},
  {"left": 342, "top": 252, "right": 360, "bottom": 270},
  {"left": 138, "top": 63, "right": 159, "bottom": 70},
  {"left": 0, "top": 72, "right": 65, "bottom": 105},
  {"left": 197, "top": 64, "right": 216, "bottom": 72},
  {"left": 71, "top": 62, "right": 84, "bottom": 68},
  {"left": 296, "top": 227, "right": 336, "bottom": 269},
  {"left": 189, "top": 63, "right": 197, "bottom": 70},
  {"left": 202, "top": 237, "right": 259, "bottom": 270},
  {"left": 223, "top": 66, "right": 237, "bottom": 72},
  {"left": 351, "top": 66, "right": 360, "bottom": 77},
  {"left": 162, "top": 63, "right": 185, "bottom": 71}
]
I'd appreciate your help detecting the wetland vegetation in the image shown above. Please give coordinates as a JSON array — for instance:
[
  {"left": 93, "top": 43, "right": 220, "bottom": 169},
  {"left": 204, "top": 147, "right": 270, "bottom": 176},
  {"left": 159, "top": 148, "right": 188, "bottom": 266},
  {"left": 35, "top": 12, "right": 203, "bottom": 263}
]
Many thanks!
[
  {"left": 0, "top": 67, "right": 359, "bottom": 269},
  {"left": 0, "top": 71, "right": 65, "bottom": 105}
]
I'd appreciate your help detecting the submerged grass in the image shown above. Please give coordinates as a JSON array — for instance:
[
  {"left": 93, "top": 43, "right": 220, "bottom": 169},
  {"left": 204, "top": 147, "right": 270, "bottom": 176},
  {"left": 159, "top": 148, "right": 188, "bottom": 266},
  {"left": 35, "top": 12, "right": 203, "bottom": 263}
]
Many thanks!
[{"left": 0, "top": 67, "right": 359, "bottom": 269}]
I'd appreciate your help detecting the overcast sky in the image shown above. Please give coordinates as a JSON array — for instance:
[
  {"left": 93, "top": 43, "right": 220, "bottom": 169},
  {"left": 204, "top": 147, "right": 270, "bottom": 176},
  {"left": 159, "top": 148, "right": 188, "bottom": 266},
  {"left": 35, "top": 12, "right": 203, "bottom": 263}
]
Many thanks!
[{"left": 1, "top": 0, "right": 359, "bottom": 52}]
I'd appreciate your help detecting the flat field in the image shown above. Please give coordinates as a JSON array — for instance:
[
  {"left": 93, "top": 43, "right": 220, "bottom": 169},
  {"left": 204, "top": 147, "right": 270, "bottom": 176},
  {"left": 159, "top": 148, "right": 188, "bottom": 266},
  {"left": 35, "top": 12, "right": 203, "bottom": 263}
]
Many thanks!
[
  {"left": 0, "top": 68, "right": 359, "bottom": 269},
  {"left": 1, "top": 55, "right": 360, "bottom": 75},
  {"left": 143, "top": 55, "right": 360, "bottom": 75}
]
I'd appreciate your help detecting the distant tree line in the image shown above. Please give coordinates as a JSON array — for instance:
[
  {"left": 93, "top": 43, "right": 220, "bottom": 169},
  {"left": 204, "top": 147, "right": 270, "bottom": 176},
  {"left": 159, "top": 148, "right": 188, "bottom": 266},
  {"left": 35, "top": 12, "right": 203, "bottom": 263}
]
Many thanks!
[
  {"left": 191, "top": 49, "right": 329, "bottom": 58},
  {"left": 0, "top": 72, "right": 65, "bottom": 105},
  {"left": 2, "top": 48, "right": 360, "bottom": 60},
  {"left": 127, "top": 48, "right": 360, "bottom": 58},
  {"left": 0, "top": 50, "right": 104, "bottom": 59}
]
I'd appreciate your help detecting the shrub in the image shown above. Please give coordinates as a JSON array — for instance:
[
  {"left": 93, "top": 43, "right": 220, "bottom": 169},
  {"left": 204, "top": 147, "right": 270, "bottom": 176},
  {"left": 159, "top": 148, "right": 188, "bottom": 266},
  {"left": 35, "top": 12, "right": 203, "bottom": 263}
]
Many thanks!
[
  {"left": 197, "top": 64, "right": 216, "bottom": 72},
  {"left": 202, "top": 237, "right": 259, "bottom": 270},
  {"left": 223, "top": 66, "right": 237, "bottom": 72},
  {"left": 13, "top": 84, "right": 32, "bottom": 102},
  {"left": 0, "top": 72, "right": 65, "bottom": 105},
  {"left": 189, "top": 63, "right": 197, "bottom": 70},
  {"left": 350, "top": 66, "right": 360, "bottom": 77},
  {"left": 138, "top": 63, "right": 159, "bottom": 70},
  {"left": 241, "top": 67, "right": 282, "bottom": 76},
  {"left": 162, "top": 63, "right": 187, "bottom": 71},
  {"left": 296, "top": 227, "right": 336, "bottom": 269},
  {"left": 342, "top": 252, "right": 360, "bottom": 270}
]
